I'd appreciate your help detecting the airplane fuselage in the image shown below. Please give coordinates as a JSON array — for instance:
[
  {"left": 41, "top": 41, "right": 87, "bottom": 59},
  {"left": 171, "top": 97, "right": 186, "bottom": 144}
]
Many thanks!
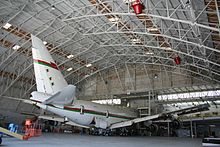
[{"left": 36, "top": 100, "right": 138, "bottom": 129}]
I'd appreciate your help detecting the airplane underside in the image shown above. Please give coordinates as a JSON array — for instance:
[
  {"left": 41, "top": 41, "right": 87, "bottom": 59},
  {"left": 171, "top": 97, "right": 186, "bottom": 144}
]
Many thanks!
[
  {"left": 88, "top": 120, "right": 181, "bottom": 136},
  {"left": 36, "top": 102, "right": 182, "bottom": 136}
]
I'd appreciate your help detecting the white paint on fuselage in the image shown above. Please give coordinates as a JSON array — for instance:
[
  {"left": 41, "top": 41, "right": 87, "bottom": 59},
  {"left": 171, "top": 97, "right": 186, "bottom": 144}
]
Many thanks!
[{"left": 36, "top": 100, "right": 138, "bottom": 128}]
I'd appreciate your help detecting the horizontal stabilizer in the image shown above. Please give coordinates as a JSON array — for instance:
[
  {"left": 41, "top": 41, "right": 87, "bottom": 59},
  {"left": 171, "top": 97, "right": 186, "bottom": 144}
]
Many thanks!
[
  {"left": 30, "top": 91, "right": 51, "bottom": 103},
  {"left": 2, "top": 95, "right": 36, "bottom": 105},
  {"left": 43, "top": 84, "right": 76, "bottom": 105}
]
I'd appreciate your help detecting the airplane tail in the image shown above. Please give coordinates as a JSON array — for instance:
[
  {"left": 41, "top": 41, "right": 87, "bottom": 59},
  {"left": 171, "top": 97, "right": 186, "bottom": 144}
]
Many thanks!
[{"left": 30, "top": 35, "right": 75, "bottom": 105}]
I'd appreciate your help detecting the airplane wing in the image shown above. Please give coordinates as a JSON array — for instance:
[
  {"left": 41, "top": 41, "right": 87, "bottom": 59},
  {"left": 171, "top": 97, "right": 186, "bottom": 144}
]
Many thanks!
[
  {"left": 110, "top": 103, "right": 210, "bottom": 129},
  {"left": 110, "top": 114, "right": 161, "bottom": 129},
  {"left": 38, "top": 115, "right": 90, "bottom": 129},
  {"left": 166, "top": 103, "right": 210, "bottom": 116}
]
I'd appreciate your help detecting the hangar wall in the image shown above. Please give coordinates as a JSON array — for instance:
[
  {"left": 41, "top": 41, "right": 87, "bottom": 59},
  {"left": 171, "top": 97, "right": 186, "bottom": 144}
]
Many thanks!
[
  {"left": 78, "top": 65, "right": 207, "bottom": 100},
  {"left": 0, "top": 110, "right": 27, "bottom": 125}
]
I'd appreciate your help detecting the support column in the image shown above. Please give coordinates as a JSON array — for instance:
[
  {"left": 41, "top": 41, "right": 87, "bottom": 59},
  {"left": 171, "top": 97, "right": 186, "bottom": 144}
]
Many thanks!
[
  {"left": 214, "top": 0, "right": 220, "bottom": 31},
  {"left": 148, "top": 91, "right": 151, "bottom": 115},
  {"left": 190, "top": 119, "right": 194, "bottom": 138},
  {"left": 194, "top": 122, "right": 197, "bottom": 138}
]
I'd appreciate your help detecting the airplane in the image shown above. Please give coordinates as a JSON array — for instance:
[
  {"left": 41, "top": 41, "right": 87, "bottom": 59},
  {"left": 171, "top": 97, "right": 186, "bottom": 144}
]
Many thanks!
[
  {"left": 30, "top": 34, "right": 138, "bottom": 130},
  {"left": 7, "top": 35, "right": 211, "bottom": 135}
]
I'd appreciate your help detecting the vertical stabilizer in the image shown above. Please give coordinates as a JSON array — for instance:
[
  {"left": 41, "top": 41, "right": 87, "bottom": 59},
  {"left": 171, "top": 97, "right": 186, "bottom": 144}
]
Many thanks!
[{"left": 31, "top": 35, "right": 68, "bottom": 95}]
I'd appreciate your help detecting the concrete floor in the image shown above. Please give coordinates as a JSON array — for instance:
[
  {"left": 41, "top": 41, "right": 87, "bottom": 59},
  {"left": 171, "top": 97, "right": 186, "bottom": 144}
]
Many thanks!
[{"left": 1, "top": 133, "right": 202, "bottom": 147}]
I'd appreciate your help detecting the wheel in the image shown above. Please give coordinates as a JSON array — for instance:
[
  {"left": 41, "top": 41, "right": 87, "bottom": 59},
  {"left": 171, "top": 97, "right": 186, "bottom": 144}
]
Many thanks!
[{"left": 171, "top": 119, "right": 181, "bottom": 130}]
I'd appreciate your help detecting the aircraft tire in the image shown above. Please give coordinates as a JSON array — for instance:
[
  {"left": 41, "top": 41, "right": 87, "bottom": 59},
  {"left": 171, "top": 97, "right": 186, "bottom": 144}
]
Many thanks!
[
  {"left": 171, "top": 119, "right": 181, "bottom": 130},
  {"left": 149, "top": 124, "right": 158, "bottom": 133}
]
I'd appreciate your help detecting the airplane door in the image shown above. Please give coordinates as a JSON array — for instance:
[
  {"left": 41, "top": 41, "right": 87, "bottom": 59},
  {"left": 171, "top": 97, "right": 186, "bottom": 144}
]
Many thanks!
[
  {"left": 106, "top": 110, "right": 109, "bottom": 118},
  {"left": 80, "top": 105, "right": 84, "bottom": 115}
]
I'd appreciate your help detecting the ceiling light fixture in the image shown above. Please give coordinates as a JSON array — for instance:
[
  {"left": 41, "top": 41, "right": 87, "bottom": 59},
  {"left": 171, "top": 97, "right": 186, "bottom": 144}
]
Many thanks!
[
  {"left": 51, "top": 6, "right": 55, "bottom": 10},
  {"left": 127, "top": 91, "right": 131, "bottom": 95},
  {"left": 161, "top": 47, "right": 172, "bottom": 50},
  {"left": 109, "top": 17, "right": 120, "bottom": 23},
  {"left": 123, "top": 0, "right": 136, "bottom": 3},
  {"left": 132, "top": 38, "right": 141, "bottom": 44},
  {"left": 3, "top": 23, "right": 12, "bottom": 29},
  {"left": 43, "top": 41, "right": 47, "bottom": 45},
  {"left": 147, "top": 28, "right": 159, "bottom": 31},
  {"left": 12, "top": 45, "right": 20, "bottom": 50},
  {"left": 67, "top": 67, "right": 73, "bottom": 71},
  {"left": 67, "top": 54, "right": 74, "bottom": 59},
  {"left": 145, "top": 52, "right": 154, "bottom": 55},
  {"left": 85, "top": 74, "right": 89, "bottom": 78},
  {"left": 86, "top": 63, "right": 92, "bottom": 67}
]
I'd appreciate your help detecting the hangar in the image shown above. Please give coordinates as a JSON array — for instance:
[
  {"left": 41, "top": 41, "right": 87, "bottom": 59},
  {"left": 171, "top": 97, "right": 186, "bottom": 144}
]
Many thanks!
[{"left": 0, "top": 0, "right": 220, "bottom": 146}]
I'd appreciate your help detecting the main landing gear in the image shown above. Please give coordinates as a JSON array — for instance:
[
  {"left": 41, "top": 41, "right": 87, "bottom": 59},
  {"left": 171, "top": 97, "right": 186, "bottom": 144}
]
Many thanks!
[{"left": 90, "top": 128, "right": 113, "bottom": 136}]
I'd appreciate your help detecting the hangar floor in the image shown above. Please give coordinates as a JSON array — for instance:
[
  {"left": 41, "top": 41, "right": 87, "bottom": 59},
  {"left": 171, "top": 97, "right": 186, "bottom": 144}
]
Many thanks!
[{"left": 1, "top": 133, "right": 201, "bottom": 147}]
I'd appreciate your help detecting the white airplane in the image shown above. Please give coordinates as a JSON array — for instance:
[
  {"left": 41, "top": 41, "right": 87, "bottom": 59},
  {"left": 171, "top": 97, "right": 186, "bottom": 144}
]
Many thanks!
[
  {"left": 30, "top": 34, "right": 137, "bottom": 129},
  {"left": 23, "top": 35, "right": 210, "bottom": 133}
]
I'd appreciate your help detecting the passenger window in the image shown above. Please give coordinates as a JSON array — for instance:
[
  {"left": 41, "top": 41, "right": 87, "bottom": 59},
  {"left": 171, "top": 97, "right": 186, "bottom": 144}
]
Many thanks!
[{"left": 80, "top": 105, "right": 84, "bottom": 115}]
